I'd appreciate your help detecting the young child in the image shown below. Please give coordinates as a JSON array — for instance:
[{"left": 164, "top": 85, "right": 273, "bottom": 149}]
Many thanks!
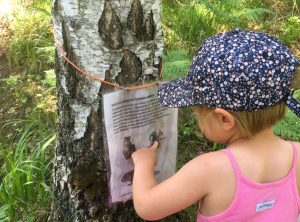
[{"left": 131, "top": 29, "right": 300, "bottom": 221}]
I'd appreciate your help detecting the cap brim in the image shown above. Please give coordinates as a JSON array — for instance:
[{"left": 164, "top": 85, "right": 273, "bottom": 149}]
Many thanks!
[{"left": 157, "top": 76, "right": 202, "bottom": 108}]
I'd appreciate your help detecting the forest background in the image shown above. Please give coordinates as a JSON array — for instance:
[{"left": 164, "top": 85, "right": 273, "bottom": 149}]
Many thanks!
[{"left": 0, "top": 0, "right": 299, "bottom": 221}]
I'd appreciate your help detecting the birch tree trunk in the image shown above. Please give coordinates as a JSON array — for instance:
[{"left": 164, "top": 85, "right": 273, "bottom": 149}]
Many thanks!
[{"left": 52, "top": 0, "right": 163, "bottom": 221}]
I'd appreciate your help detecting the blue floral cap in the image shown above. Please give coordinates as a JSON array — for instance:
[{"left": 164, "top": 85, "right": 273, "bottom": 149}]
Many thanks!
[{"left": 158, "top": 29, "right": 300, "bottom": 117}]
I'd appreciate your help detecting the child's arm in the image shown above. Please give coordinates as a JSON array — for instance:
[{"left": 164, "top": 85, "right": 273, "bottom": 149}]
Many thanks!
[{"left": 132, "top": 142, "right": 211, "bottom": 220}]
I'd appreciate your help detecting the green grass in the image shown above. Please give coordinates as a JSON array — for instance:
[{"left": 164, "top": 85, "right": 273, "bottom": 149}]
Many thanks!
[
  {"left": 163, "top": 0, "right": 300, "bottom": 54},
  {"left": 0, "top": 115, "right": 55, "bottom": 222},
  {"left": 0, "top": 1, "right": 56, "bottom": 220},
  {"left": 3, "top": 0, "right": 54, "bottom": 78}
]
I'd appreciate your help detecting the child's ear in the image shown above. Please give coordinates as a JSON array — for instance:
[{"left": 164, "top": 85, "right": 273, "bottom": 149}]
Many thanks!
[{"left": 214, "top": 108, "right": 236, "bottom": 131}]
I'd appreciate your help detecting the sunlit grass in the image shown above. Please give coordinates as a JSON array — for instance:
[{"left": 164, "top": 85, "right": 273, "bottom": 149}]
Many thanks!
[{"left": 3, "top": 0, "right": 54, "bottom": 77}]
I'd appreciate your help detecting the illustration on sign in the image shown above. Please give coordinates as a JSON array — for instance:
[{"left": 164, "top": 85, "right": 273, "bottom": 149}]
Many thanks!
[{"left": 103, "top": 85, "right": 178, "bottom": 203}]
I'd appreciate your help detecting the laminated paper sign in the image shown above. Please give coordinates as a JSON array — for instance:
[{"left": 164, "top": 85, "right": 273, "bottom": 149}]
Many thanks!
[{"left": 103, "top": 85, "right": 178, "bottom": 203}]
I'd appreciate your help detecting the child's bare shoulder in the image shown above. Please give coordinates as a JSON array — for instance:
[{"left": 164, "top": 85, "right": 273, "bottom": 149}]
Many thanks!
[
  {"left": 186, "top": 150, "right": 232, "bottom": 183},
  {"left": 193, "top": 149, "right": 229, "bottom": 167}
]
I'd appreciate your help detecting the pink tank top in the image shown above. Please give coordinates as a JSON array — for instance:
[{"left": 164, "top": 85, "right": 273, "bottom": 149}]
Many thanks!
[{"left": 197, "top": 143, "right": 300, "bottom": 222}]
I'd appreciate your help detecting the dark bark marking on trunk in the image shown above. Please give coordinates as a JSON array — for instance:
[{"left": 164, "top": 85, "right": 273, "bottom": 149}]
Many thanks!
[
  {"left": 155, "top": 56, "right": 162, "bottom": 75},
  {"left": 115, "top": 49, "right": 142, "bottom": 86},
  {"left": 68, "top": 107, "right": 103, "bottom": 203},
  {"left": 62, "top": 20, "right": 84, "bottom": 101},
  {"left": 70, "top": 19, "right": 81, "bottom": 31},
  {"left": 69, "top": 159, "right": 97, "bottom": 189},
  {"left": 144, "top": 74, "right": 156, "bottom": 82},
  {"left": 127, "top": 0, "right": 144, "bottom": 41},
  {"left": 144, "top": 55, "right": 161, "bottom": 81},
  {"left": 55, "top": 51, "right": 75, "bottom": 148},
  {"left": 62, "top": 21, "right": 70, "bottom": 58},
  {"left": 54, "top": 50, "right": 77, "bottom": 222},
  {"left": 127, "top": 1, "right": 155, "bottom": 41},
  {"left": 99, "top": 0, "right": 123, "bottom": 50},
  {"left": 101, "top": 69, "right": 114, "bottom": 92},
  {"left": 142, "top": 11, "right": 155, "bottom": 41},
  {"left": 69, "top": 159, "right": 100, "bottom": 201},
  {"left": 53, "top": 0, "right": 59, "bottom": 17},
  {"left": 67, "top": 100, "right": 108, "bottom": 220}
]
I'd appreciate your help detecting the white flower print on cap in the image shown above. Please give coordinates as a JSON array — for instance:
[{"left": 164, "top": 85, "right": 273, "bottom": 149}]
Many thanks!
[{"left": 157, "top": 29, "right": 300, "bottom": 117}]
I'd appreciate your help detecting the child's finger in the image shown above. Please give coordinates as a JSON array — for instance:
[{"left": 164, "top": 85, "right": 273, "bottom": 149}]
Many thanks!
[{"left": 151, "top": 141, "right": 159, "bottom": 150}]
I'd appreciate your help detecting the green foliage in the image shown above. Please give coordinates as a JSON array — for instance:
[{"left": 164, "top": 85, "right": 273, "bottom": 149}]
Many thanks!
[
  {"left": 0, "top": 76, "right": 29, "bottom": 107},
  {"left": 176, "top": 108, "right": 204, "bottom": 168},
  {"left": 280, "top": 16, "right": 300, "bottom": 45},
  {"left": 36, "top": 46, "right": 55, "bottom": 65},
  {"left": 0, "top": 115, "right": 55, "bottom": 221},
  {"left": 292, "top": 0, "right": 300, "bottom": 14},
  {"left": 162, "top": 50, "right": 191, "bottom": 80},
  {"left": 4, "top": 0, "right": 54, "bottom": 77},
  {"left": 274, "top": 89, "right": 300, "bottom": 141},
  {"left": 28, "top": 0, "right": 52, "bottom": 16},
  {"left": 0, "top": 205, "right": 10, "bottom": 222},
  {"left": 42, "top": 69, "right": 56, "bottom": 92},
  {"left": 2, "top": 76, "right": 18, "bottom": 87},
  {"left": 163, "top": 0, "right": 272, "bottom": 51},
  {"left": 274, "top": 110, "right": 300, "bottom": 141},
  {"left": 173, "top": 2, "right": 215, "bottom": 50},
  {"left": 196, "top": 0, "right": 272, "bottom": 28}
]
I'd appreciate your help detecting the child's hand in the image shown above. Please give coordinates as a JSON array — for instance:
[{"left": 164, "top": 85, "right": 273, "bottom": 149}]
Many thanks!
[{"left": 132, "top": 141, "right": 159, "bottom": 169}]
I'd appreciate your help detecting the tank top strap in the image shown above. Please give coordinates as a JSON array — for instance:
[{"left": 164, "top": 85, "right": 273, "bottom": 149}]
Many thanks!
[{"left": 223, "top": 149, "right": 242, "bottom": 178}]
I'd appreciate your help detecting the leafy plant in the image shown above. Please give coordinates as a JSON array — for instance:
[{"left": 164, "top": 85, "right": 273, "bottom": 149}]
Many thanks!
[
  {"left": 1, "top": 76, "right": 19, "bottom": 87},
  {"left": 163, "top": 0, "right": 272, "bottom": 52},
  {"left": 196, "top": 0, "right": 272, "bottom": 28},
  {"left": 280, "top": 16, "right": 300, "bottom": 46},
  {"left": 28, "top": 0, "right": 52, "bottom": 16},
  {"left": 274, "top": 110, "right": 300, "bottom": 141},
  {"left": 42, "top": 69, "right": 56, "bottom": 92},
  {"left": 36, "top": 46, "right": 55, "bottom": 65},
  {"left": 0, "top": 205, "right": 10, "bottom": 222},
  {"left": 274, "top": 89, "right": 300, "bottom": 141},
  {"left": 162, "top": 50, "right": 192, "bottom": 80}
]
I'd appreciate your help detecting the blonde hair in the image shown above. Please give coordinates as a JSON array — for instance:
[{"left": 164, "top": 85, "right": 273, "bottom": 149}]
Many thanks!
[
  {"left": 193, "top": 102, "right": 285, "bottom": 138},
  {"left": 227, "top": 103, "right": 285, "bottom": 138},
  {"left": 193, "top": 103, "right": 286, "bottom": 139}
]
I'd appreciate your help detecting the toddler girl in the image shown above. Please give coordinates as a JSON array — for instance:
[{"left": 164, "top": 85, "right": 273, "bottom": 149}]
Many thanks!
[{"left": 132, "top": 29, "right": 300, "bottom": 221}]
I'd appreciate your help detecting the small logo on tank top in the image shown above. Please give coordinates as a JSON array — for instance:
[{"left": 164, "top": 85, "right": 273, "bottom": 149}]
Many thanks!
[{"left": 256, "top": 200, "right": 275, "bottom": 212}]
